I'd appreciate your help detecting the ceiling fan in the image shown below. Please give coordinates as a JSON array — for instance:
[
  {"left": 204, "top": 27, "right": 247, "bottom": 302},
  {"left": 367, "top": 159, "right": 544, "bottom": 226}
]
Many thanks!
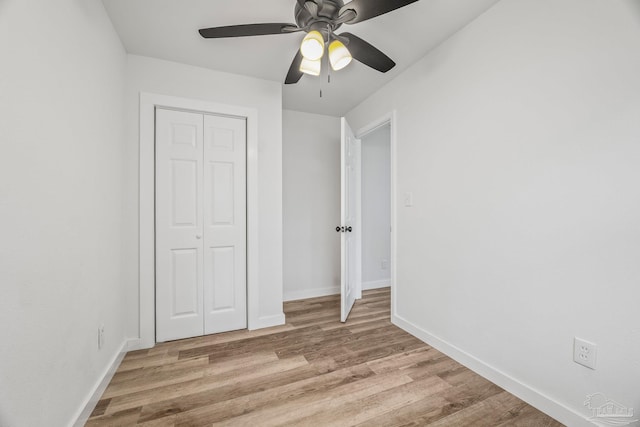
[{"left": 198, "top": 0, "right": 420, "bottom": 84}]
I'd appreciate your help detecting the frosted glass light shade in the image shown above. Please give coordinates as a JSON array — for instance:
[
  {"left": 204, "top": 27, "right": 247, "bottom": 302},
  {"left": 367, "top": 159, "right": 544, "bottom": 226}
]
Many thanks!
[
  {"left": 329, "top": 40, "right": 352, "bottom": 71},
  {"left": 300, "top": 31, "right": 325, "bottom": 60},
  {"left": 300, "top": 57, "right": 321, "bottom": 76}
]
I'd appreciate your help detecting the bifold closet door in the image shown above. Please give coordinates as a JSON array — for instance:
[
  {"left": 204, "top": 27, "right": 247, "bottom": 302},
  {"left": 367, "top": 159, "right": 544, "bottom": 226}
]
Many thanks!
[
  {"left": 202, "top": 114, "right": 247, "bottom": 334},
  {"left": 155, "top": 109, "right": 205, "bottom": 342},
  {"left": 156, "top": 108, "right": 247, "bottom": 342}
]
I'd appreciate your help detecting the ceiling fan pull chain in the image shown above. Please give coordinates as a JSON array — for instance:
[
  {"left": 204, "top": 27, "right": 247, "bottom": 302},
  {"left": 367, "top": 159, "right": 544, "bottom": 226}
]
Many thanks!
[{"left": 327, "top": 24, "right": 332, "bottom": 84}]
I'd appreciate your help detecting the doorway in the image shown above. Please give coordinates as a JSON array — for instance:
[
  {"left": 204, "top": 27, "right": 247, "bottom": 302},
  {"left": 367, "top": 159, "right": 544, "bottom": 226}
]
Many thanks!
[
  {"left": 339, "top": 113, "right": 395, "bottom": 323},
  {"left": 360, "top": 123, "right": 391, "bottom": 293},
  {"left": 137, "top": 92, "right": 260, "bottom": 350},
  {"left": 354, "top": 114, "right": 396, "bottom": 319}
]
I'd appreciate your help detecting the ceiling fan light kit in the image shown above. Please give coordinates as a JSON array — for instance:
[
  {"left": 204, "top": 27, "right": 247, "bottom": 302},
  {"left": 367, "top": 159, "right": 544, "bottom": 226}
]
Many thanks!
[
  {"left": 328, "top": 39, "right": 352, "bottom": 71},
  {"left": 300, "top": 57, "right": 322, "bottom": 76},
  {"left": 198, "top": 0, "right": 420, "bottom": 84},
  {"left": 300, "top": 31, "right": 352, "bottom": 74},
  {"left": 301, "top": 30, "right": 325, "bottom": 60}
]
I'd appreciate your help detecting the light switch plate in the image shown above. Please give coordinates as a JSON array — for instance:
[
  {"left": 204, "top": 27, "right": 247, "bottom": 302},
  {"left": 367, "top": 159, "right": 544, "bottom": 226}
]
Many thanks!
[{"left": 404, "top": 192, "right": 414, "bottom": 207}]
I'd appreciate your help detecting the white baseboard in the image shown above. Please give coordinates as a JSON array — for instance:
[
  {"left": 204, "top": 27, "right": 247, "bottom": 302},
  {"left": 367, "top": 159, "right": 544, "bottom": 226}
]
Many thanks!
[
  {"left": 362, "top": 280, "right": 390, "bottom": 290},
  {"left": 283, "top": 286, "right": 340, "bottom": 302},
  {"left": 391, "top": 314, "right": 592, "bottom": 427},
  {"left": 250, "top": 313, "right": 286, "bottom": 330},
  {"left": 72, "top": 340, "right": 127, "bottom": 427},
  {"left": 125, "top": 337, "right": 153, "bottom": 352}
]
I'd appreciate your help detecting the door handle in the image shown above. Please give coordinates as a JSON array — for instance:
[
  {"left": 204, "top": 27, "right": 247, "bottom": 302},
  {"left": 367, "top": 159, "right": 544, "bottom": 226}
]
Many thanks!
[
  {"left": 346, "top": 226, "right": 352, "bottom": 232},
  {"left": 335, "top": 226, "right": 345, "bottom": 233}
]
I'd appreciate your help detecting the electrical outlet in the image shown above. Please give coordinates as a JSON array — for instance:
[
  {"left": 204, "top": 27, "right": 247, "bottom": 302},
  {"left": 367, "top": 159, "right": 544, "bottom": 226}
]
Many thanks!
[
  {"left": 381, "top": 259, "right": 389, "bottom": 270},
  {"left": 98, "top": 324, "right": 105, "bottom": 350},
  {"left": 574, "top": 337, "right": 597, "bottom": 369}
]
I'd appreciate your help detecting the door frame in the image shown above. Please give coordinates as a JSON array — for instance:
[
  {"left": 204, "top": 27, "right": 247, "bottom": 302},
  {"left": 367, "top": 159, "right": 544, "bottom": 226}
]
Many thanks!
[
  {"left": 354, "top": 111, "right": 397, "bottom": 319},
  {"left": 138, "top": 92, "right": 259, "bottom": 349}
]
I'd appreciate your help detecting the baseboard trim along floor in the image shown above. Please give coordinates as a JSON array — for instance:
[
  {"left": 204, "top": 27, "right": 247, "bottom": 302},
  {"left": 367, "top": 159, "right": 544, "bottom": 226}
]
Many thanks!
[
  {"left": 391, "top": 313, "right": 589, "bottom": 427},
  {"left": 84, "top": 289, "right": 564, "bottom": 426},
  {"left": 73, "top": 341, "right": 127, "bottom": 427}
]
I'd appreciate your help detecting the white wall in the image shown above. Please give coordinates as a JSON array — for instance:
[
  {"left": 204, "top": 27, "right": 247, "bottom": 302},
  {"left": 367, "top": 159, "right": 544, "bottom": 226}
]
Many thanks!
[
  {"left": 347, "top": 0, "right": 640, "bottom": 424},
  {"left": 123, "top": 55, "right": 284, "bottom": 341},
  {"left": 0, "top": 1, "right": 127, "bottom": 426},
  {"left": 361, "top": 125, "right": 391, "bottom": 289},
  {"left": 282, "top": 110, "right": 341, "bottom": 301}
]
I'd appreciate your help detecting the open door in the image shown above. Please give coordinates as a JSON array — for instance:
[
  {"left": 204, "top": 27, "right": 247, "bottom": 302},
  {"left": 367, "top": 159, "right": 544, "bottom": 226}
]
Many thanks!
[{"left": 340, "top": 117, "right": 362, "bottom": 322}]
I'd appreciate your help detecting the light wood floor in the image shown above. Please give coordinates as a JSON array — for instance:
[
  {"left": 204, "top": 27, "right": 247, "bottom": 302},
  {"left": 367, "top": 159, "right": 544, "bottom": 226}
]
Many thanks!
[{"left": 86, "top": 288, "right": 563, "bottom": 426}]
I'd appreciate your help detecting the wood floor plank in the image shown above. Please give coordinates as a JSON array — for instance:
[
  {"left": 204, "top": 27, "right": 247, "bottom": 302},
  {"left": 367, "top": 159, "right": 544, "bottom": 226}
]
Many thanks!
[
  {"left": 275, "top": 324, "right": 398, "bottom": 359},
  {"left": 290, "top": 375, "right": 452, "bottom": 427},
  {"left": 178, "top": 325, "right": 326, "bottom": 360},
  {"left": 425, "top": 390, "right": 540, "bottom": 427},
  {"left": 167, "top": 363, "right": 376, "bottom": 426},
  {"left": 495, "top": 404, "right": 566, "bottom": 427},
  {"left": 343, "top": 317, "right": 395, "bottom": 334},
  {"left": 104, "top": 356, "right": 308, "bottom": 415},
  {"left": 329, "top": 336, "right": 426, "bottom": 369},
  {"left": 137, "top": 364, "right": 327, "bottom": 424},
  {"left": 212, "top": 372, "right": 416, "bottom": 427},
  {"left": 136, "top": 415, "right": 177, "bottom": 427},
  {"left": 85, "top": 406, "right": 142, "bottom": 427},
  {"left": 102, "top": 367, "right": 204, "bottom": 400},
  {"left": 89, "top": 398, "right": 111, "bottom": 418},
  {"left": 370, "top": 380, "right": 505, "bottom": 426},
  {"left": 116, "top": 353, "right": 179, "bottom": 373},
  {"left": 354, "top": 393, "right": 451, "bottom": 427},
  {"left": 320, "top": 310, "right": 392, "bottom": 330},
  {"left": 161, "top": 324, "right": 295, "bottom": 356},
  {"left": 366, "top": 347, "right": 448, "bottom": 375},
  {"left": 87, "top": 290, "right": 563, "bottom": 426},
  {"left": 110, "top": 356, "right": 210, "bottom": 386}
]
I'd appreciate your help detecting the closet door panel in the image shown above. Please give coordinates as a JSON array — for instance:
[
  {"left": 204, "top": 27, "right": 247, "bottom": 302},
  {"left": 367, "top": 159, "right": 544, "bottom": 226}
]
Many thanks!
[
  {"left": 155, "top": 108, "right": 205, "bottom": 342},
  {"left": 203, "top": 114, "right": 247, "bottom": 334}
]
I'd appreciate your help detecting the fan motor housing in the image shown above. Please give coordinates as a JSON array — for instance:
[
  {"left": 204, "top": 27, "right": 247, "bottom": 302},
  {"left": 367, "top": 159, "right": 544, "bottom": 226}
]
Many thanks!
[{"left": 295, "top": 0, "right": 346, "bottom": 33}]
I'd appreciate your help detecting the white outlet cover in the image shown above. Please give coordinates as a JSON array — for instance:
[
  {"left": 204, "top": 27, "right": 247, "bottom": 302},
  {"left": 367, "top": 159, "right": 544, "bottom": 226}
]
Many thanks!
[{"left": 574, "top": 337, "right": 597, "bottom": 370}]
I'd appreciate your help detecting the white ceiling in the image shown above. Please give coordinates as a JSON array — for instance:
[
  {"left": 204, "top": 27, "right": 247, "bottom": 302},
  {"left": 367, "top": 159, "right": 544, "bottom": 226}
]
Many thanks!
[{"left": 102, "top": 0, "right": 499, "bottom": 116}]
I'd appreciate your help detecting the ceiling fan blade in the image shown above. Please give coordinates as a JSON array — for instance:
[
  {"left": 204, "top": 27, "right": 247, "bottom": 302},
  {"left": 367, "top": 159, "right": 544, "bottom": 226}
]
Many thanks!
[
  {"left": 339, "top": 0, "right": 419, "bottom": 24},
  {"left": 285, "top": 50, "right": 304, "bottom": 84},
  {"left": 199, "top": 23, "right": 299, "bottom": 39},
  {"left": 340, "top": 32, "right": 395, "bottom": 73},
  {"left": 297, "top": 0, "right": 319, "bottom": 17}
]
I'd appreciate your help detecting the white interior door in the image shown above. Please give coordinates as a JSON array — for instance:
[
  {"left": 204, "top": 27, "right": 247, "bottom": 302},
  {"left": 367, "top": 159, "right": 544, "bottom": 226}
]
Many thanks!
[
  {"left": 203, "top": 114, "right": 247, "bottom": 334},
  {"left": 156, "top": 108, "right": 247, "bottom": 342},
  {"left": 340, "top": 117, "right": 362, "bottom": 322},
  {"left": 155, "top": 109, "right": 205, "bottom": 342}
]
